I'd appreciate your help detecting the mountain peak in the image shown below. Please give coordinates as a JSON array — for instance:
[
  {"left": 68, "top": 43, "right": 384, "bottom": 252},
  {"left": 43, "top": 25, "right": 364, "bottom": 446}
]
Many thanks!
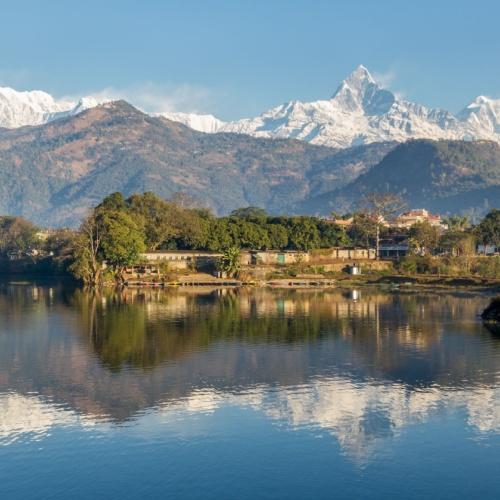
[
  {"left": 345, "top": 64, "right": 376, "bottom": 86},
  {"left": 330, "top": 65, "right": 394, "bottom": 115}
]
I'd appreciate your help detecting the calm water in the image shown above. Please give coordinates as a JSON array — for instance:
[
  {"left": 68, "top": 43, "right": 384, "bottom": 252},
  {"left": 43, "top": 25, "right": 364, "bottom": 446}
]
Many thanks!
[{"left": 0, "top": 282, "right": 499, "bottom": 499}]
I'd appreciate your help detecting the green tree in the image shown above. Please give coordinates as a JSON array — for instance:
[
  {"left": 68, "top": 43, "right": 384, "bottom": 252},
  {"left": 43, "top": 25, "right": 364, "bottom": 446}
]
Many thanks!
[
  {"left": 70, "top": 208, "right": 145, "bottom": 286},
  {"left": 443, "top": 215, "right": 470, "bottom": 232},
  {"left": 99, "top": 210, "right": 146, "bottom": 275},
  {"left": 318, "top": 221, "right": 350, "bottom": 247},
  {"left": 230, "top": 206, "right": 268, "bottom": 221},
  {"left": 286, "top": 217, "right": 321, "bottom": 251},
  {"left": 0, "top": 216, "right": 38, "bottom": 257},
  {"left": 408, "top": 222, "right": 440, "bottom": 255},
  {"left": 266, "top": 224, "right": 289, "bottom": 250},
  {"left": 475, "top": 209, "right": 500, "bottom": 250},
  {"left": 217, "top": 246, "right": 241, "bottom": 277},
  {"left": 348, "top": 213, "right": 377, "bottom": 248},
  {"left": 97, "top": 192, "right": 127, "bottom": 211}
]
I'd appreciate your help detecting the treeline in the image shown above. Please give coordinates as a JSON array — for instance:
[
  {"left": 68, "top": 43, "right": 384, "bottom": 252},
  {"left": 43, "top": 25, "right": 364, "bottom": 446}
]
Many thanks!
[
  {"left": 1, "top": 191, "right": 500, "bottom": 285},
  {"left": 0, "top": 192, "right": 350, "bottom": 285}
]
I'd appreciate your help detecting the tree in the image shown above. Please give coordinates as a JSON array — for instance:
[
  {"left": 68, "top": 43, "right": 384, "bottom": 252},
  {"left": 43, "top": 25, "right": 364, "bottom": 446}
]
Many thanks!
[
  {"left": 347, "top": 213, "right": 377, "bottom": 248},
  {"left": 97, "top": 192, "right": 127, "bottom": 211},
  {"left": 285, "top": 217, "right": 320, "bottom": 251},
  {"left": 70, "top": 209, "right": 145, "bottom": 286},
  {"left": 358, "top": 192, "right": 406, "bottom": 259},
  {"left": 230, "top": 206, "right": 268, "bottom": 221},
  {"left": 318, "top": 221, "right": 350, "bottom": 248},
  {"left": 408, "top": 222, "right": 440, "bottom": 255},
  {"left": 475, "top": 209, "right": 500, "bottom": 250},
  {"left": 217, "top": 247, "right": 241, "bottom": 277},
  {"left": 266, "top": 224, "right": 289, "bottom": 250},
  {"left": 439, "top": 231, "right": 476, "bottom": 257},
  {"left": 69, "top": 213, "right": 105, "bottom": 286},
  {"left": 0, "top": 216, "right": 38, "bottom": 257},
  {"left": 99, "top": 211, "right": 146, "bottom": 278},
  {"left": 443, "top": 215, "right": 470, "bottom": 232},
  {"left": 127, "top": 192, "right": 204, "bottom": 250},
  {"left": 45, "top": 228, "right": 78, "bottom": 270}
]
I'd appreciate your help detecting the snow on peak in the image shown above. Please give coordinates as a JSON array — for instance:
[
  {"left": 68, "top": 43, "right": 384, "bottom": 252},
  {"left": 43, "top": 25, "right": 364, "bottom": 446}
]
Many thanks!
[
  {"left": 1, "top": 66, "right": 500, "bottom": 148},
  {"left": 157, "top": 111, "right": 224, "bottom": 133},
  {"left": 0, "top": 86, "right": 74, "bottom": 128}
]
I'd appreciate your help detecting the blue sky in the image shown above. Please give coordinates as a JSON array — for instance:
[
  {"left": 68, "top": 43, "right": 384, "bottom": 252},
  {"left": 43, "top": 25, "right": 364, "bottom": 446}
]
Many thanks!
[{"left": 2, "top": 0, "right": 500, "bottom": 119}]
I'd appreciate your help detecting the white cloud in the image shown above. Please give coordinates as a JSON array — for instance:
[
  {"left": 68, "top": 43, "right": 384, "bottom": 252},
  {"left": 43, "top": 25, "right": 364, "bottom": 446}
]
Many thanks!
[
  {"left": 372, "top": 69, "right": 396, "bottom": 88},
  {"left": 63, "top": 82, "right": 213, "bottom": 114},
  {"left": 373, "top": 69, "right": 406, "bottom": 100}
]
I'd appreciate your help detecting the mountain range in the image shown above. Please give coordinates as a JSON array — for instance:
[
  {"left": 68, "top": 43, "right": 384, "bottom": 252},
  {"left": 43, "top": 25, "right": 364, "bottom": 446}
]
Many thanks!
[
  {"left": 1, "top": 67, "right": 500, "bottom": 227},
  {"left": 1, "top": 66, "right": 500, "bottom": 148},
  {"left": 0, "top": 101, "right": 393, "bottom": 226}
]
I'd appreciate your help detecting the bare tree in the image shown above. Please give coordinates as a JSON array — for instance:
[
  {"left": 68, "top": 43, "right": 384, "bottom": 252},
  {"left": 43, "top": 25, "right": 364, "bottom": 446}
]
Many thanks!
[
  {"left": 358, "top": 192, "right": 406, "bottom": 259},
  {"left": 69, "top": 212, "right": 104, "bottom": 286}
]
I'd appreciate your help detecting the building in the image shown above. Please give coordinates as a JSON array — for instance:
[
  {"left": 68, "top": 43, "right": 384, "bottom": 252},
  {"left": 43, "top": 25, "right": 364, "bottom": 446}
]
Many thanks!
[
  {"left": 240, "top": 250, "right": 310, "bottom": 266},
  {"left": 141, "top": 251, "right": 222, "bottom": 270},
  {"left": 477, "top": 244, "right": 498, "bottom": 255},
  {"left": 322, "top": 216, "right": 354, "bottom": 228},
  {"left": 392, "top": 209, "right": 445, "bottom": 229},
  {"left": 379, "top": 236, "right": 410, "bottom": 258},
  {"left": 309, "top": 247, "right": 376, "bottom": 261}
]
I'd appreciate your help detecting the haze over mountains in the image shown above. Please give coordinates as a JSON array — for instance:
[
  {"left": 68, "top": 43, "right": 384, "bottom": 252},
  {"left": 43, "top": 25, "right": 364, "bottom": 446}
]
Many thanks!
[{"left": 1, "top": 66, "right": 500, "bottom": 148}]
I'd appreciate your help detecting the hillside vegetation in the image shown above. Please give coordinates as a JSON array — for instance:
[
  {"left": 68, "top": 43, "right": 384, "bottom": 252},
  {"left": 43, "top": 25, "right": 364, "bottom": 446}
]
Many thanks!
[
  {"left": 0, "top": 101, "right": 392, "bottom": 226},
  {"left": 304, "top": 140, "right": 500, "bottom": 217}
]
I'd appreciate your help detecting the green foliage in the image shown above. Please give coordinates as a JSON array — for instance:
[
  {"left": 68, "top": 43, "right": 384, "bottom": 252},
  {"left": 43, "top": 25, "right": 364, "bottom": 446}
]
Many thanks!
[
  {"left": 98, "top": 211, "right": 146, "bottom": 269},
  {"left": 408, "top": 222, "right": 440, "bottom": 255},
  {"left": 475, "top": 257, "right": 500, "bottom": 279},
  {"left": 97, "top": 192, "right": 127, "bottom": 211},
  {"left": 0, "top": 216, "right": 39, "bottom": 256},
  {"left": 217, "top": 247, "right": 241, "bottom": 277},
  {"left": 230, "top": 206, "right": 268, "bottom": 221},
  {"left": 284, "top": 217, "right": 321, "bottom": 251},
  {"left": 397, "top": 255, "right": 436, "bottom": 274},
  {"left": 336, "top": 140, "right": 500, "bottom": 215},
  {"left": 439, "top": 231, "right": 476, "bottom": 257},
  {"left": 475, "top": 209, "right": 500, "bottom": 247},
  {"left": 347, "top": 214, "right": 377, "bottom": 247}
]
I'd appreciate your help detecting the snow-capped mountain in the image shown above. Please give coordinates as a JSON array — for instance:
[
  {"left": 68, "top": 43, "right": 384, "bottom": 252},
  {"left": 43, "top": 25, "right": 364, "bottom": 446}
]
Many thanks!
[
  {"left": 163, "top": 65, "right": 500, "bottom": 148},
  {"left": 0, "top": 87, "right": 106, "bottom": 129},
  {"left": 1, "top": 66, "right": 500, "bottom": 148},
  {"left": 155, "top": 111, "right": 224, "bottom": 133}
]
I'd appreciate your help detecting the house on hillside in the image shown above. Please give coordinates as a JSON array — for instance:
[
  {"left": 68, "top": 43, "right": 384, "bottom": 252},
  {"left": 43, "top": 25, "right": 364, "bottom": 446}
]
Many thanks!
[{"left": 392, "top": 209, "right": 446, "bottom": 229}]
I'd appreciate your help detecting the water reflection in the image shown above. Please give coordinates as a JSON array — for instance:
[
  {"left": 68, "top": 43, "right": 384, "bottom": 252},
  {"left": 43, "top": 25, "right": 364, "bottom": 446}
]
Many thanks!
[{"left": 0, "top": 283, "right": 499, "bottom": 461}]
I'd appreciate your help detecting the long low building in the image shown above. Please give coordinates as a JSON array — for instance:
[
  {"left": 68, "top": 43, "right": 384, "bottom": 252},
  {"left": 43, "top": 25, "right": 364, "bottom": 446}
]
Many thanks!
[
  {"left": 140, "top": 247, "right": 376, "bottom": 270},
  {"left": 141, "top": 250, "right": 222, "bottom": 270}
]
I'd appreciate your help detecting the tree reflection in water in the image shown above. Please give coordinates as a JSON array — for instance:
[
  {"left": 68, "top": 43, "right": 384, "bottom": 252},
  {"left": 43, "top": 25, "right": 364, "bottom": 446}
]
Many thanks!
[{"left": 0, "top": 282, "right": 499, "bottom": 459}]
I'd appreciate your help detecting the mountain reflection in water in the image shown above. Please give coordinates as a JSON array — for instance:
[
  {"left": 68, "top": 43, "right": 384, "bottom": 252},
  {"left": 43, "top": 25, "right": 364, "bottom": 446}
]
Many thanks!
[{"left": 0, "top": 283, "right": 499, "bottom": 464}]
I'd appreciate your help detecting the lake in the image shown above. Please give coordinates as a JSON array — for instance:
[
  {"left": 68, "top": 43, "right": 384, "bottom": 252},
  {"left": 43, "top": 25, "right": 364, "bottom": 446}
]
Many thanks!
[{"left": 0, "top": 282, "right": 499, "bottom": 499}]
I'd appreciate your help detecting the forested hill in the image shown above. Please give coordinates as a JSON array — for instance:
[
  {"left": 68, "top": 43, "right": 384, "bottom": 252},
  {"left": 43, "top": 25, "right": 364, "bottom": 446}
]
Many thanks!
[
  {"left": 0, "top": 101, "right": 392, "bottom": 227},
  {"left": 301, "top": 139, "right": 500, "bottom": 218}
]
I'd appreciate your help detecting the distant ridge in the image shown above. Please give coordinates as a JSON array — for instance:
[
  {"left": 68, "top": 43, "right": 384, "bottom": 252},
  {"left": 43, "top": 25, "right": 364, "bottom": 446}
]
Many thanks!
[{"left": 301, "top": 139, "right": 500, "bottom": 219}]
